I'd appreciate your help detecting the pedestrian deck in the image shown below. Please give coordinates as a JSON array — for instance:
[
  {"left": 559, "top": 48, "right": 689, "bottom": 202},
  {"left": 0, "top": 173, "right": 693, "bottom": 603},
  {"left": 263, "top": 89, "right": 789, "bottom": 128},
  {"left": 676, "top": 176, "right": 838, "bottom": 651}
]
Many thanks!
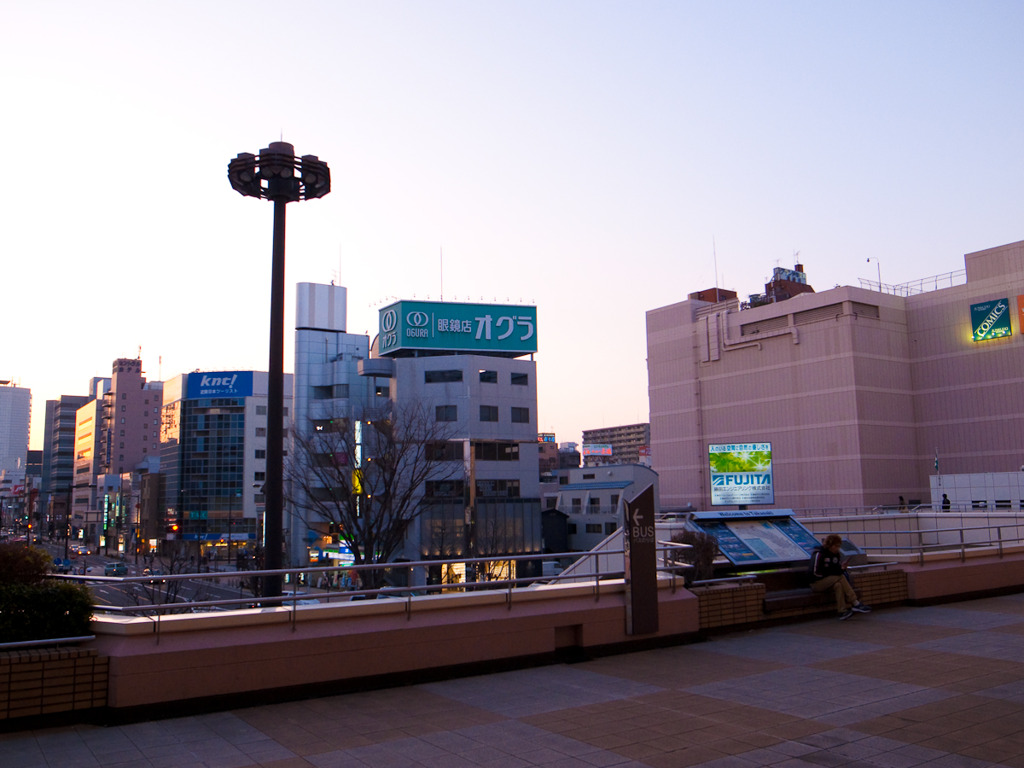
[{"left": 6, "top": 593, "right": 1024, "bottom": 767}]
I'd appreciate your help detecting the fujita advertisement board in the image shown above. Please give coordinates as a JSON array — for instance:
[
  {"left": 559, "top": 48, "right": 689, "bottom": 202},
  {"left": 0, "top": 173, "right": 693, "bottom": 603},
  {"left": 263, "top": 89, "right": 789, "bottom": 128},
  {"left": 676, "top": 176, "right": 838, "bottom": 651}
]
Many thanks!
[{"left": 709, "top": 442, "right": 774, "bottom": 506}]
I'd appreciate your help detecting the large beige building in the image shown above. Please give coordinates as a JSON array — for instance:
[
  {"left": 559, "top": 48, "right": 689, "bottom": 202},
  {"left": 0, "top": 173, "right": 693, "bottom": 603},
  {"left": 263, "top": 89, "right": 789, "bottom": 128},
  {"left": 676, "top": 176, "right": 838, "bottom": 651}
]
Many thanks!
[{"left": 647, "top": 240, "right": 1024, "bottom": 512}]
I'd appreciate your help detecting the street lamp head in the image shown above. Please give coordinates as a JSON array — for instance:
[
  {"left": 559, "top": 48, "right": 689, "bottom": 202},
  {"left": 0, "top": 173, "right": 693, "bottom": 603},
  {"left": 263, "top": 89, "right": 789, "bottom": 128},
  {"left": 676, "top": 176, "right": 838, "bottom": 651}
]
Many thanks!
[{"left": 228, "top": 142, "right": 330, "bottom": 203}]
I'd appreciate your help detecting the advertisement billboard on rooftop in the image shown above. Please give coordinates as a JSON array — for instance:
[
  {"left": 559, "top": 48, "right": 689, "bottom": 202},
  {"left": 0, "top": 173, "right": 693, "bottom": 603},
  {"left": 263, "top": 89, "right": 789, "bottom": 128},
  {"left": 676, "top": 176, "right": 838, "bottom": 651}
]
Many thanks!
[{"left": 378, "top": 300, "right": 537, "bottom": 356}]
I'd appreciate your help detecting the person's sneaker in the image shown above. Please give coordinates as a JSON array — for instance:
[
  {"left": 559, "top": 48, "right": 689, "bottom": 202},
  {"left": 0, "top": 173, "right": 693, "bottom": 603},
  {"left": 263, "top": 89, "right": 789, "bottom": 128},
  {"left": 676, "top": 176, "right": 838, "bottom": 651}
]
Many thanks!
[
  {"left": 839, "top": 609, "right": 854, "bottom": 621},
  {"left": 852, "top": 603, "right": 872, "bottom": 613}
]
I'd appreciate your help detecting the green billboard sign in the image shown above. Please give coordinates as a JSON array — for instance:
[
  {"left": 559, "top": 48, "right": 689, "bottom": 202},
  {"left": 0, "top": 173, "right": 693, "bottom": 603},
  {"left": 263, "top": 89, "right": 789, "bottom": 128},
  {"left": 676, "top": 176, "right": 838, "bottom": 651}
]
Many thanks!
[
  {"left": 378, "top": 300, "right": 537, "bottom": 356},
  {"left": 709, "top": 442, "right": 774, "bottom": 506},
  {"left": 970, "top": 298, "right": 1011, "bottom": 342}
]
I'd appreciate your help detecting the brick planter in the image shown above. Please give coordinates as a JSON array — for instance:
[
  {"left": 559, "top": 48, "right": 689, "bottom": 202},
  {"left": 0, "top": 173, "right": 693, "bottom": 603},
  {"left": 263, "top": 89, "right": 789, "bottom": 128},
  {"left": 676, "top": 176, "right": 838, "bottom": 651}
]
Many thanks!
[{"left": 0, "top": 647, "right": 108, "bottom": 721}]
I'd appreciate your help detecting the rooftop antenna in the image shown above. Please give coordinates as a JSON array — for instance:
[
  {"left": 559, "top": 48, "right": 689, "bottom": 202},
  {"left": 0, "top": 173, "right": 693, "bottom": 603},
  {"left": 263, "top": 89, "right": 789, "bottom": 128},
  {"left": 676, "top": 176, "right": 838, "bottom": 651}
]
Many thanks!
[{"left": 712, "top": 237, "right": 720, "bottom": 300}]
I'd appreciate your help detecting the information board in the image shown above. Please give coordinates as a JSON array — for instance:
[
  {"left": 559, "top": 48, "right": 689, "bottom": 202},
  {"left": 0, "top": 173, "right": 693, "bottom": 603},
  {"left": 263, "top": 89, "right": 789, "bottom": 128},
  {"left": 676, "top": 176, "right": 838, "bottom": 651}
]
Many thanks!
[{"left": 691, "top": 509, "right": 820, "bottom": 566}]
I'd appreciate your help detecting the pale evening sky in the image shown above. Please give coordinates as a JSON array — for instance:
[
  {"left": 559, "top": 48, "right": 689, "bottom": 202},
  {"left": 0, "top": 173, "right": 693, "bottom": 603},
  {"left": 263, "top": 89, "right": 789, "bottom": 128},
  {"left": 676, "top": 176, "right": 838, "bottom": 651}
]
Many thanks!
[{"left": 3, "top": 1, "right": 1022, "bottom": 451}]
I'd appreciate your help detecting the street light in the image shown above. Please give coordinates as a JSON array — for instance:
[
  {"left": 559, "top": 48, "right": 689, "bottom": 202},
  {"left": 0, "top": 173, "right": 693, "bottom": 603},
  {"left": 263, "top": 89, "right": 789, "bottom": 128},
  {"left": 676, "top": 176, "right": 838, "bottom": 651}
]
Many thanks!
[{"left": 228, "top": 142, "right": 330, "bottom": 600}]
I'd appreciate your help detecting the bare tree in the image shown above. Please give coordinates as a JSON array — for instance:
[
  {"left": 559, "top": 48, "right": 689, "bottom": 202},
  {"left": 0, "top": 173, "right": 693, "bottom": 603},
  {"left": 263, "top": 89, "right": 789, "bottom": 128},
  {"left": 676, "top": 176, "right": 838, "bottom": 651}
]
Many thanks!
[{"left": 289, "top": 401, "right": 462, "bottom": 587}]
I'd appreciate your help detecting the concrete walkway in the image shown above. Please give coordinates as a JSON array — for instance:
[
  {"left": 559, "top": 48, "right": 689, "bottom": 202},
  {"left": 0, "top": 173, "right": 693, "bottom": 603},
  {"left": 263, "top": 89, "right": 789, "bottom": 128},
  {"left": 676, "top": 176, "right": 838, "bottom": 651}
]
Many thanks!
[{"left": 6, "top": 593, "right": 1024, "bottom": 767}]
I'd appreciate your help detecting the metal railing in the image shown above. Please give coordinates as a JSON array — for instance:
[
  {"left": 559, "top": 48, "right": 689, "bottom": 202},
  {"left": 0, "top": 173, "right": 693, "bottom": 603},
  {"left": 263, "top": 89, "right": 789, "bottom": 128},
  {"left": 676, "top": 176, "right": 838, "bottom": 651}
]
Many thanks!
[
  {"left": 69, "top": 544, "right": 697, "bottom": 623},
  {"left": 798, "top": 512, "right": 1024, "bottom": 566}
]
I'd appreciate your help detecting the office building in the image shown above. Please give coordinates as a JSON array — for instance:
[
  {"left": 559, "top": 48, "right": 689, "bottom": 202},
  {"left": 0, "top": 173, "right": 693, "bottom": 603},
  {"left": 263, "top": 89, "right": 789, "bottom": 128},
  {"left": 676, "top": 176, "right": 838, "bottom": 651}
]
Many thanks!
[
  {"left": 72, "top": 359, "right": 161, "bottom": 549},
  {"left": 0, "top": 380, "right": 31, "bottom": 493},
  {"left": 647, "top": 239, "right": 1024, "bottom": 511},
  {"left": 42, "top": 394, "right": 89, "bottom": 538},
  {"left": 160, "top": 370, "right": 290, "bottom": 564},
  {"left": 289, "top": 282, "right": 379, "bottom": 565}
]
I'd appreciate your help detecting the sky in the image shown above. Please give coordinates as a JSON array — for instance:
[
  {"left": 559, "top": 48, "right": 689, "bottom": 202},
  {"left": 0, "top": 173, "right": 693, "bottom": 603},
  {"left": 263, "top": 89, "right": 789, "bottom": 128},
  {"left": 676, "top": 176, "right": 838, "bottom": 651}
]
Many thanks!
[{"left": 3, "top": 1, "right": 1022, "bottom": 451}]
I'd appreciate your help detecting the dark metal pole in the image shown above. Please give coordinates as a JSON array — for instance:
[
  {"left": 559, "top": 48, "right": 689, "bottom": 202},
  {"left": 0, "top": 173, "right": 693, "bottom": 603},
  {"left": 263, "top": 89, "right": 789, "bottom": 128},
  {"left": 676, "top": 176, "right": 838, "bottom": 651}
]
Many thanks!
[{"left": 264, "top": 197, "right": 287, "bottom": 599}]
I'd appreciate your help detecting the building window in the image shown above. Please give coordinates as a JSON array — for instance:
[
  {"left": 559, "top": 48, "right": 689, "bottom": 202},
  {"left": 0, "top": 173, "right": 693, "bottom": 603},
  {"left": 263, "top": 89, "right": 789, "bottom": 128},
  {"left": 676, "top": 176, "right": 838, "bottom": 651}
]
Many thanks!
[
  {"left": 475, "top": 479, "right": 520, "bottom": 497},
  {"left": 425, "top": 370, "right": 463, "bottom": 383},
  {"left": 511, "top": 407, "right": 530, "bottom": 423},
  {"left": 568, "top": 523, "right": 578, "bottom": 534},
  {"left": 571, "top": 498, "right": 582, "bottom": 510},
  {"left": 121, "top": 405, "right": 126, "bottom": 412},
  {"left": 479, "top": 405, "right": 498, "bottom": 422},
  {"left": 511, "top": 372, "right": 529, "bottom": 386},
  {"left": 255, "top": 449, "right": 266, "bottom": 459},
  {"left": 256, "top": 405, "right": 267, "bottom": 415},
  {"left": 425, "top": 479, "right": 465, "bottom": 498},
  {"left": 426, "top": 441, "right": 462, "bottom": 461},
  {"left": 474, "top": 442, "right": 519, "bottom": 461},
  {"left": 588, "top": 498, "right": 600, "bottom": 511},
  {"left": 255, "top": 428, "right": 267, "bottom": 437},
  {"left": 375, "top": 385, "right": 390, "bottom": 398},
  {"left": 435, "top": 405, "right": 458, "bottom": 422},
  {"left": 611, "top": 494, "right": 619, "bottom": 507},
  {"left": 254, "top": 472, "right": 266, "bottom": 482},
  {"left": 605, "top": 522, "right": 617, "bottom": 535},
  {"left": 478, "top": 370, "right": 497, "bottom": 384},
  {"left": 312, "top": 385, "right": 332, "bottom": 400},
  {"left": 586, "top": 523, "right": 602, "bottom": 534}
]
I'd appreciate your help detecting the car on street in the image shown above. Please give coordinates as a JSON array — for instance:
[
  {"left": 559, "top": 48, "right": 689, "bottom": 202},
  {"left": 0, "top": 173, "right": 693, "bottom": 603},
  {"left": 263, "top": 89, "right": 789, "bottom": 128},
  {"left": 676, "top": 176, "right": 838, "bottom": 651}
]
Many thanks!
[{"left": 104, "top": 562, "right": 128, "bottom": 576}]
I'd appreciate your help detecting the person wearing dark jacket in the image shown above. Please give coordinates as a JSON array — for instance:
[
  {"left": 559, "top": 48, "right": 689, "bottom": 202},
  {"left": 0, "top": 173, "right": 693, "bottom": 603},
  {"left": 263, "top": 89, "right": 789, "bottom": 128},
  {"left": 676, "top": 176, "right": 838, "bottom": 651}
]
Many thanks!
[{"left": 810, "top": 534, "right": 872, "bottom": 620}]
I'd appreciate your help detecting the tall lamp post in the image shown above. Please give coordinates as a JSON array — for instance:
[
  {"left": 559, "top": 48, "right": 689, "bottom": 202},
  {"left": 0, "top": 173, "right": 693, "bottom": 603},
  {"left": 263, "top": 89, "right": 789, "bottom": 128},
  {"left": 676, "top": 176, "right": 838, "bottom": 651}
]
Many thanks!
[{"left": 228, "top": 142, "right": 330, "bottom": 599}]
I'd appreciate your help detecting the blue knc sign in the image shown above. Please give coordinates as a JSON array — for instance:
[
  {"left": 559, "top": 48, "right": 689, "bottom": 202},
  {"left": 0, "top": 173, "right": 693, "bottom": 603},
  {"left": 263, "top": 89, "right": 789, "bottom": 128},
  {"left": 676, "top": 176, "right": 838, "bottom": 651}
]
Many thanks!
[
  {"left": 187, "top": 371, "right": 254, "bottom": 398},
  {"left": 971, "top": 298, "right": 1011, "bottom": 342}
]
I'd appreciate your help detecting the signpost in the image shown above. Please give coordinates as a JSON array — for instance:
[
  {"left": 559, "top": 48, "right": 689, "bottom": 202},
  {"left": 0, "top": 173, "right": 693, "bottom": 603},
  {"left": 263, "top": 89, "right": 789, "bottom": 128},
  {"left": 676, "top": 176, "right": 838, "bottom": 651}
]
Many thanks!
[{"left": 624, "top": 485, "right": 658, "bottom": 635}]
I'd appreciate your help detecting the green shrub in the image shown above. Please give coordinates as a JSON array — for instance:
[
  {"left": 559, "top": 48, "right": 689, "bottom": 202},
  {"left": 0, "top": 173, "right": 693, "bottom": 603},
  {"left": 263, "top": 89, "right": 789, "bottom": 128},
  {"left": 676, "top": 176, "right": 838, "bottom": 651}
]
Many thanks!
[
  {"left": 0, "top": 543, "right": 93, "bottom": 642},
  {"left": 0, "top": 543, "right": 52, "bottom": 585},
  {"left": 671, "top": 529, "right": 719, "bottom": 583},
  {"left": 0, "top": 581, "right": 93, "bottom": 643}
]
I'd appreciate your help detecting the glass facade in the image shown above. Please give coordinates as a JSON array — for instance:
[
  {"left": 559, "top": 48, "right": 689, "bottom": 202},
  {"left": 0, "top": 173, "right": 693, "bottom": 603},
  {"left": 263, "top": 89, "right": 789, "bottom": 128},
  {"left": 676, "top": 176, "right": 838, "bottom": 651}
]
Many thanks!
[{"left": 161, "top": 397, "right": 253, "bottom": 541}]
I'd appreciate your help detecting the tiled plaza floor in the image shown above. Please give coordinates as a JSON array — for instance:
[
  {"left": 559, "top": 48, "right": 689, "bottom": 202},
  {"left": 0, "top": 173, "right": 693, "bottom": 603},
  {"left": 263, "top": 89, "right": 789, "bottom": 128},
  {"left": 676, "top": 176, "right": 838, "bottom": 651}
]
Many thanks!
[{"left": 7, "top": 594, "right": 1024, "bottom": 767}]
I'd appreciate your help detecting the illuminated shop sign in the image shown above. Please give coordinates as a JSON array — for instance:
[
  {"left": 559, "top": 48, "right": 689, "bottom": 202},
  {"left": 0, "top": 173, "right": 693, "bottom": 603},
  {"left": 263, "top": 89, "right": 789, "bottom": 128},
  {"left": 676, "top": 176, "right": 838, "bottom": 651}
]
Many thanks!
[
  {"left": 186, "top": 371, "right": 254, "bottom": 398},
  {"left": 971, "top": 298, "right": 1011, "bottom": 342},
  {"left": 582, "top": 444, "right": 613, "bottom": 456},
  {"left": 537, "top": 433, "right": 556, "bottom": 443},
  {"left": 378, "top": 300, "right": 537, "bottom": 356},
  {"left": 709, "top": 442, "right": 774, "bottom": 506}
]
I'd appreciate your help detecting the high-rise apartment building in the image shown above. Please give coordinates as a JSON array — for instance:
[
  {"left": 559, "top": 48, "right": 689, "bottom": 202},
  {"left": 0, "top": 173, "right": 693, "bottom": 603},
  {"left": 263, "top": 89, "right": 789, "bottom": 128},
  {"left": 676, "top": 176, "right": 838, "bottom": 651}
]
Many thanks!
[
  {"left": 42, "top": 395, "right": 89, "bottom": 537},
  {"left": 581, "top": 423, "right": 650, "bottom": 466}
]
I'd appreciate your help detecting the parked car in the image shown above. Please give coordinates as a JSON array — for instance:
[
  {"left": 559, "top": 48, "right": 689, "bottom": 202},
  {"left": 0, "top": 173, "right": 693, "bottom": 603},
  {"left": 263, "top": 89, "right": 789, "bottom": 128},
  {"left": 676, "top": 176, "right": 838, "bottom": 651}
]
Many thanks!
[{"left": 104, "top": 562, "right": 127, "bottom": 576}]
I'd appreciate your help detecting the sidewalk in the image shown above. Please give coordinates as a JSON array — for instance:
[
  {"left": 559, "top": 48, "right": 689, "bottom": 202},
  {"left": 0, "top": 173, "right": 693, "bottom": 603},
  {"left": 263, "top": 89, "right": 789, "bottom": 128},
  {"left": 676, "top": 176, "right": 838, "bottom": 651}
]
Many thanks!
[{"left": 5, "top": 593, "right": 1024, "bottom": 767}]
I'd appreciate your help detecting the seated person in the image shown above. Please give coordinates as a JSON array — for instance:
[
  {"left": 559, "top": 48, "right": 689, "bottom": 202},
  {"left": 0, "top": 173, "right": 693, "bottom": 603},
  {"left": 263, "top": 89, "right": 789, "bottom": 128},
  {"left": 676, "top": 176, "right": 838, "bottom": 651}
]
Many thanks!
[{"left": 810, "top": 534, "right": 871, "bottom": 620}]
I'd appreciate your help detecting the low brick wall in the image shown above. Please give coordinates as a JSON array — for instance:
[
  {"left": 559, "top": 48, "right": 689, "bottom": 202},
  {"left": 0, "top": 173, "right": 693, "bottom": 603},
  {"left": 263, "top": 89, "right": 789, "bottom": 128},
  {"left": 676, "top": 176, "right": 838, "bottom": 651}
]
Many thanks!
[
  {"left": 692, "top": 582, "right": 766, "bottom": 628},
  {"left": 695, "top": 569, "right": 909, "bottom": 627},
  {"left": 0, "top": 647, "right": 108, "bottom": 720}
]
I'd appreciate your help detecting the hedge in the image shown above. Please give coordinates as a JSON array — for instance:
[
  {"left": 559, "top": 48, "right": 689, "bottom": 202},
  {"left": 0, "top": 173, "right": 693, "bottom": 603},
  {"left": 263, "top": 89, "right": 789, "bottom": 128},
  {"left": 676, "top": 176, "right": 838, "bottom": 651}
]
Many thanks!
[{"left": 0, "top": 581, "right": 94, "bottom": 643}]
